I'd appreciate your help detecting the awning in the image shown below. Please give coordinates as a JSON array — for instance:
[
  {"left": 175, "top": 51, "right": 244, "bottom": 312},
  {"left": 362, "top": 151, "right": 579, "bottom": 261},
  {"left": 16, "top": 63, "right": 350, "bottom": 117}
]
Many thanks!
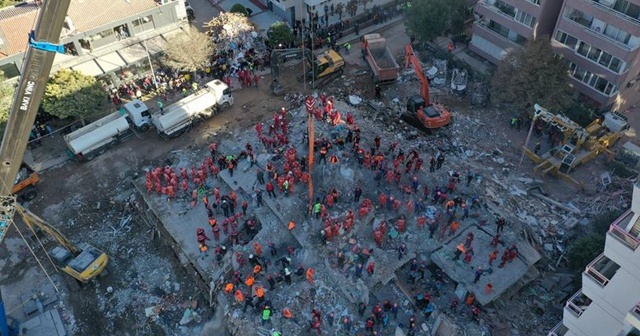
[
  {"left": 95, "top": 52, "right": 127, "bottom": 73},
  {"left": 145, "top": 35, "right": 167, "bottom": 54},
  {"left": 71, "top": 60, "right": 103, "bottom": 77},
  {"left": 118, "top": 43, "right": 148, "bottom": 64},
  {"left": 304, "top": 0, "right": 327, "bottom": 7}
]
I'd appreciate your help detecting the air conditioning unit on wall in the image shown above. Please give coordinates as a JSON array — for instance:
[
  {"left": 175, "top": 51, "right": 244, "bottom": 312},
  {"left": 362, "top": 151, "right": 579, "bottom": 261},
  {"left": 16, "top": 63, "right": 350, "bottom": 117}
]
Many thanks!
[{"left": 599, "top": 0, "right": 616, "bottom": 7}]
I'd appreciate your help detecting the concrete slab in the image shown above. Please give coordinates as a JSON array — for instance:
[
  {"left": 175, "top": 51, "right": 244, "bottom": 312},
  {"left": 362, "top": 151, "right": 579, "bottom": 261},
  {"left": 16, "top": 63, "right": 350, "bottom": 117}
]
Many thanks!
[
  {"left": 430, "top": 226, "right": 534, "bottom": 306},
  {"left": 21, "top": 308, "right": 67, "bottom": 336},
  {"left": 249, "top": 11, "right": 283, "bottom": 31}
]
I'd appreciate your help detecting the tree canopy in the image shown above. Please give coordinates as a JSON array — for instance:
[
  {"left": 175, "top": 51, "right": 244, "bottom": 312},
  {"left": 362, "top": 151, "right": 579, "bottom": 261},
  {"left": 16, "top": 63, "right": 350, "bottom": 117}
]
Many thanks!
[
  {"left": 0, "top": 0, "right": 20, "bottom": 9},
  {"left": 406, "top": 0, "right": 467, "bottom": 41},
  {"left": 0, "top": 71, "right": 13, "bottom": 132},
  {"left": 490, "top": 37, "right": 572, "bottom": 113},
  {"left": 268, "top": 22, "right": 293, "bottom": 48},
  {"left": 164, "top": 27, "right": 213, "bottom": 72},
  {"left": 42, "top": 69, "right": 105, "bottom": 120},
  {"left": 230, "top": 3, "right": 249, "bottom": 17},
  {"left": 566, "top": 211, "right": 623, "bottom": 274}
]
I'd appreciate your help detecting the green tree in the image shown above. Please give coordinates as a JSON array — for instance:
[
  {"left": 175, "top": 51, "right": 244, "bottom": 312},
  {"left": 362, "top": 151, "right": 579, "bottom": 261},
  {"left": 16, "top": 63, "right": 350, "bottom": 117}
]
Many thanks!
[
  {"left": 0, "top": 71, "right": 13, "bottom": 133},
  {"left": 406, "top": 0, "right": 466, "bottom": 41},
  {"left": 0, "top": 0, "right": 20, "bottom": 9},
  {"left": 268, "top": 22, "right": 293, "bottom": 48},
  {"left": 230, "top": 3, "right": 249, "bottom": 16},
  {"left": 490, "top": 37, "right": 572, "bottom": 113},
  {"left": 164, "top": 27, "right": 213, "bottom": 72},
  {"left": 566, "top": 211, "right": 623, "bottom": 273},
  {"left": 42, "top": 69, "right": 105, "bottom": 120}
]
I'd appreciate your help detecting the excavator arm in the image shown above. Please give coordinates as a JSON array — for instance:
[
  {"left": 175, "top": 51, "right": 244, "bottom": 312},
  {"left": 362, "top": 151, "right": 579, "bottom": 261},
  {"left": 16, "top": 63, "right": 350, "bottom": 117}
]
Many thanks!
[
  {"left": 404, "top": 44, "right": 430, "bottom": 105},
  {"left": 270, "top": 48, "right": 315, "bottom": 80}
]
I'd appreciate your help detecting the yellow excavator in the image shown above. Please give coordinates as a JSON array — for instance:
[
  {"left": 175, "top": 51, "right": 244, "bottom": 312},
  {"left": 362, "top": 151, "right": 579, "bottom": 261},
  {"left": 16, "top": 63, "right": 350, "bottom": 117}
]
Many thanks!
[
  {"left": 270, "top": 48, "right": 345, "bottom": 95},
  {"left": 0, "top": 0, "right": 108, "bottom": 284}
]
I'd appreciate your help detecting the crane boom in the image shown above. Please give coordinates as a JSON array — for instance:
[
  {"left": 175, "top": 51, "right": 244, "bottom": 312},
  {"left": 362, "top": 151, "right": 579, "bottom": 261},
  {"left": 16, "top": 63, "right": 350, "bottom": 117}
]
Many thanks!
[
  {"left": 0, "top": 2, "right": 71, "bottom": 334},
  {"left": 0, "top": 0, "right": 71, "bottom": 196}
]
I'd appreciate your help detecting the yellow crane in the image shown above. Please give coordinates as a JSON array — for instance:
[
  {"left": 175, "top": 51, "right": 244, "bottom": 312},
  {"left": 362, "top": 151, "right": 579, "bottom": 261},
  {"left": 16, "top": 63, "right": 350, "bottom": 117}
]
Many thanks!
[
  {"left": 0, "top": 0, "right": 108, "bottom": 284},
  {"left": 522, "top": 103, "right": 628, "bottom": 187}
]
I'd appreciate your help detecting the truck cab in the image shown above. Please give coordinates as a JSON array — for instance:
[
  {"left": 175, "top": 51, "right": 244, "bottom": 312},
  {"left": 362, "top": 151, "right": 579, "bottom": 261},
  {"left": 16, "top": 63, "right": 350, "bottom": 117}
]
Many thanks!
[
  {"left": 12, "top": 163, "right": 39, "bottom": 201},
  {"left": 123, "top": 100, "right": 152, "bottom": 131},
  {"left": 206, "top": 80, "right": 234, "bottom": 109}
]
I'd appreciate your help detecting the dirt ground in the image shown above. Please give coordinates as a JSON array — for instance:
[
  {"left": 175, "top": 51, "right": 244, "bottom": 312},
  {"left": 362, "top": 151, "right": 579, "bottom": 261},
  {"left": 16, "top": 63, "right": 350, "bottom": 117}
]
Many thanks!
[{"left": 0, "top": 19, "right": 627, "bottom": 336}]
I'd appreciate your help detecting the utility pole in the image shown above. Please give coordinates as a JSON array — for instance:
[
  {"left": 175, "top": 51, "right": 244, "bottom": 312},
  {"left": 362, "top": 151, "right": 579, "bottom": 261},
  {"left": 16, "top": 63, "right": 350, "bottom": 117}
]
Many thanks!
[{"left": 138, "top": 17, "right": 158, "bottom": 89}]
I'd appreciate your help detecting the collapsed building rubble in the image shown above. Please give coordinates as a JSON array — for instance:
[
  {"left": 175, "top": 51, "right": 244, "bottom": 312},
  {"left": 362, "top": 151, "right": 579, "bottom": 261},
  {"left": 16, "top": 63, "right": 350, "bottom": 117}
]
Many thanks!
[{"left": 128, "top": 69, "right": 632, "bottom": 335}]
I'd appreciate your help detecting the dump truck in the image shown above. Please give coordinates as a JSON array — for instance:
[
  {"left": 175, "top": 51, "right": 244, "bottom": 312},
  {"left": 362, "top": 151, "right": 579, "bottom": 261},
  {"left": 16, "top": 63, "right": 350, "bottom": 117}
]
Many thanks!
[
  {"left": 64, "top": 100, "right": 151, "bottom": 161},
  {"left": 13, "top": 163, "right": 39, "bottom": 201},
  {"left": 152, "top": 79, "right": 233, "bottom": 138},
  {"left": 362, "top": 33, "right": 400, "bottom": 84},
  {"left": 64, "top": 79, "right": 234, "bottom": 161}
]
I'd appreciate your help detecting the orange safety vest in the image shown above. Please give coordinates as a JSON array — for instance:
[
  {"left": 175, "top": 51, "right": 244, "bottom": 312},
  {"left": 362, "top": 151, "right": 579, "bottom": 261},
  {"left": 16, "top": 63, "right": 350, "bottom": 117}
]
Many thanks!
[
  {"left": 235, "top": 290, "right": 244, "bottom": 302},
  {"left": 282, "top": 308, "right": 293, "bottom": 319},
  {"left": 330, "top": 156, "right": 338, "bottom": 164},
  {"left": 224, "top": 283, "right": 234, "bottom": 294},
  {"left": 253, "top": 265, "right": 262, "bottom": 274},
  {"left": 245, "top": 276, "right": 255, "bottom": 287},
  {"left": 256, "top": 287, "right": 265, "bottom": 298},
  {"left": 199, "top": 244, "right": 208, "bottom": 253},
  {"left": 288, "top": 221, "right": 296, "bottom": 230}
]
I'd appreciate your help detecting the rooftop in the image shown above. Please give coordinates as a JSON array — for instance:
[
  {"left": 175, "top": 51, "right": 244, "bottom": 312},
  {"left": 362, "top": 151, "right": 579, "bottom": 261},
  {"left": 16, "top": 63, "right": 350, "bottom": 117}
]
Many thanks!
[{"left": 0, "top": 0, "right": 159, "bottom": 58}]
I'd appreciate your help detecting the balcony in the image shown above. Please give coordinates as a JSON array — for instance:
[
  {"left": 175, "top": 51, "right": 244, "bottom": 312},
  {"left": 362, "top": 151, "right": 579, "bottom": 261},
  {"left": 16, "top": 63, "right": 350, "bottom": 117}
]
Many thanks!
[
  {"left": 475, "top": 19, "right": 528, "bottom": 47},
  {"left": 585, "top": 253, "right": 620, "bottom": 287},
  {"left": 478, "top": 0, "right": 517, "bottom": 21},
  {"left": 565, "top": 290, "right": 592, "bottom": 317},
  {"left": 633, "top": 303, "right": 640, "bottom": 320},
  {"left": 564, "top": 18, "right": 637, "bottom": 52},
  {"left": 590, "top": 0, "right": 640, "bottom": 26},
  {"left": 608, "top": 210, "right": 640, "bottom": 251},
  {"left": 549, "top": 322, "right": 569, "bottom": 336}
]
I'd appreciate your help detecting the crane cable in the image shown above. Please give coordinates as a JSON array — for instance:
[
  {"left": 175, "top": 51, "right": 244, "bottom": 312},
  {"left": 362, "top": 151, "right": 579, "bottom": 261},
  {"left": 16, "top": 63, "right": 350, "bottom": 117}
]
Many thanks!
[{"left": 6, "top": 221, "right": 60, "bottom": 296}]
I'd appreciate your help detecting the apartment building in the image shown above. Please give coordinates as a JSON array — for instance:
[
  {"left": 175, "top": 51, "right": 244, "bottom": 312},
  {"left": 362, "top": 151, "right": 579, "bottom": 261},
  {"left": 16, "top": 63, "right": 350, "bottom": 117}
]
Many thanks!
[
  {"left": 551, "top": 0, "right": 640, "bottom": 112},
  {"left": 549, "top": 181, "right": 640, "bottom": 336},
  {"left": 469, "top": 0, "right": 563, "bottom": 63},
  {"left": 0, "top": 0, "right": 188, "bottom": 79}
]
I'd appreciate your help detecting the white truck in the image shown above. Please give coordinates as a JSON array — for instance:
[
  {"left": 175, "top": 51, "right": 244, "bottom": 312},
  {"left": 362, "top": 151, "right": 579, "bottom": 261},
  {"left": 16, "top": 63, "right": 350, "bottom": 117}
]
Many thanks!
[
  {"left": 64, "top": 79, "right": 234, "bottom": 161},
  {"left": 64, "top": 100, "right": 151, "bottom": 161},
  {"left": 152, "top": 79, "right": 234, "bottom": 138}
]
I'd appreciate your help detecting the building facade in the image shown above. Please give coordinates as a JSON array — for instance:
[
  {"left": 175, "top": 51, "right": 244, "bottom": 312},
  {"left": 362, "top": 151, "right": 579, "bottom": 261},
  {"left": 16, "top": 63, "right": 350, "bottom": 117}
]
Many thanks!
[
  {"left": 551, "top": 0, "right": 640, "bottom": 112},
  {"left": 0, "top": 0, "right": 188, "bottom": 79},
  {"left": 469, "top": 0, "right": 563, "bottom": 63},
  {"left": 550, "top": 182, "right": 640, "bottom": 336}
]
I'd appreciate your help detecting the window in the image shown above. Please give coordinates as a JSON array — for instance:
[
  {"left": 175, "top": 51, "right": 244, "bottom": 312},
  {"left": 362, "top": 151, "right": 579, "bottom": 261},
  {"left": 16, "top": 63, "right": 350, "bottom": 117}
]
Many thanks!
[
  {"left": 525, "top": 0, "right": 540, "bottom": 4},
  {"left": 604, "top": 25, "right": 631, "bottom": 44},
  {"left": 576, "top": 41, "right": 625, "bottom": 73},
  {"left": 555, "top": 30, "right": 578, "bottom": 50},
  {"left": 515, "top": 10, "right": 536, "bottom": 28},
  {"left": 495, "top": 0, "right": 515, "bottom": 17},
  {"left": 569, "top": 62, "right": 619, "bottom": 96},
  {"left": 0, "top": 63, "right": 19, "bottom": 79}
]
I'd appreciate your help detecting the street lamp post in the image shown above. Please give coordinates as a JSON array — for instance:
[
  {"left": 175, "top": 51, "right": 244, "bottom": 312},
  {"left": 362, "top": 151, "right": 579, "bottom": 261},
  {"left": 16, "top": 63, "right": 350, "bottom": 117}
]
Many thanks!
[{"left": 138, "top": 17, "right": 158, "bottom": 90}]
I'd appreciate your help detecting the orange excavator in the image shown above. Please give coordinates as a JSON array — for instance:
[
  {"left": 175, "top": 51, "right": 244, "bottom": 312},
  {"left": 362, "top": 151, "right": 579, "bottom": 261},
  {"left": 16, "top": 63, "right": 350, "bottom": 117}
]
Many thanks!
[{"left": 402, "top": 44, "right": 452, "bottom": 130}]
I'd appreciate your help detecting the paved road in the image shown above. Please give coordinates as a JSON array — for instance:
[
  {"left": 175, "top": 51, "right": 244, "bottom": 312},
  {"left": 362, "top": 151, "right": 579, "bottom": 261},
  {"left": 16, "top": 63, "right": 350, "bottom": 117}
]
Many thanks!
[{"left": 187, "top": 0, "right": 222, "bottom": 32}]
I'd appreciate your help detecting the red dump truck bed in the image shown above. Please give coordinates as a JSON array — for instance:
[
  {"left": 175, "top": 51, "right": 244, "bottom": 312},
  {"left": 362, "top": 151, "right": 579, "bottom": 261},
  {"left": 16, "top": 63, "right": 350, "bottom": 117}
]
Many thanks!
[{"left": 363, "top": 34, "right": 400, "bottom": 84}]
